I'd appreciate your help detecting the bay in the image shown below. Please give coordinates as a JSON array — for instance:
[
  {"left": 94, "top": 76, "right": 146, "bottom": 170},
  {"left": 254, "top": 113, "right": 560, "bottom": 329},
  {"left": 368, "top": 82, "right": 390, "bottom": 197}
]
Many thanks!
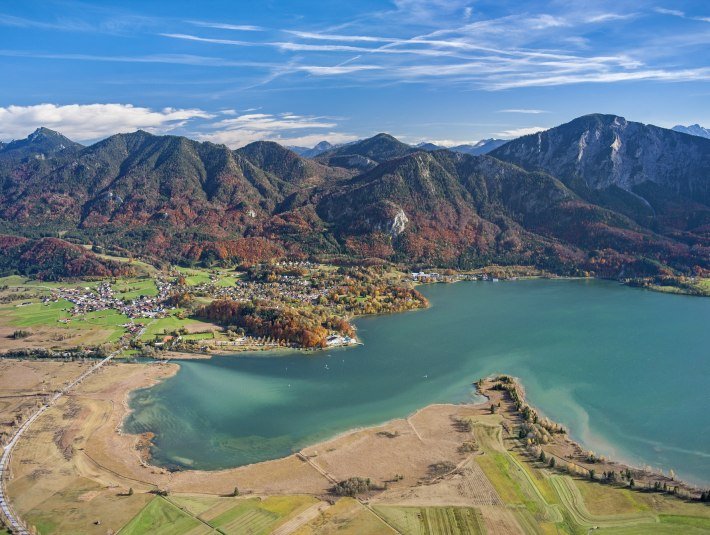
[{"left": 124, "top": 279, "right": 710, "bottom": 484}]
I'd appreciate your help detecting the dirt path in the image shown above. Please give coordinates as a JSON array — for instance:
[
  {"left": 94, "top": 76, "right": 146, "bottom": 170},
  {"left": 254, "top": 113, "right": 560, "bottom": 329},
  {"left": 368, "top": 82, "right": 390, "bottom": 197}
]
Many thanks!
[
  {"left": 295, "top": 453, "right": 339, "bottom": 486},
  {"left": 406, "top": 418, "right": 424, "bottom": 443}
]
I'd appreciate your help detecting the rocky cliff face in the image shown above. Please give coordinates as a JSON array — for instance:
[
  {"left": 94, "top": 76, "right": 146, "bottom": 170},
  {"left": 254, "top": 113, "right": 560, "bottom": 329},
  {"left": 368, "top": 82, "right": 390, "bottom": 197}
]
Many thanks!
[
  {"left": 491, "top": 114, "right": 710, "bottom": 231},
  {"left": 493, "top": 114, "right": 710, "bottom": 200}
]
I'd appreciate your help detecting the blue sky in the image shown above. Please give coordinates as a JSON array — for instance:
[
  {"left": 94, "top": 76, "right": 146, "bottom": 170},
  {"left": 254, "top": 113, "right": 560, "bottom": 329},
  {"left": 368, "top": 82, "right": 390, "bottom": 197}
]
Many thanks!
[{"left": 1, "top": 0, "right": 709, "bottom": 147}]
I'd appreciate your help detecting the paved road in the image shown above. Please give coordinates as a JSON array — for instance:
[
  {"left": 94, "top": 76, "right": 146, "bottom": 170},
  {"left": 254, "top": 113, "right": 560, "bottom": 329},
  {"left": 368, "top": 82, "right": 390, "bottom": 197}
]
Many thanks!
[{"left": 0, "top": 326, "right": 146, "bottom": 534}]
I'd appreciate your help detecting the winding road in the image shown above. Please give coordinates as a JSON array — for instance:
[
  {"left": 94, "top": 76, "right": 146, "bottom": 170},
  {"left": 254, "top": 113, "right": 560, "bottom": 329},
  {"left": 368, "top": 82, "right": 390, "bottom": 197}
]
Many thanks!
[{"left": 0, "top": 325, "right": 146, "bottom": 534}]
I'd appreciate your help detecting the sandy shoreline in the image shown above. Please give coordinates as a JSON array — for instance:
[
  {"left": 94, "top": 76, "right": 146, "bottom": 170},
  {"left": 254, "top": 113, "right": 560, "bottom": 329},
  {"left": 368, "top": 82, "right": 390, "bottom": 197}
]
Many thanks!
[{"left": 115, "top": 364, "right": 703, "bottom": 495}]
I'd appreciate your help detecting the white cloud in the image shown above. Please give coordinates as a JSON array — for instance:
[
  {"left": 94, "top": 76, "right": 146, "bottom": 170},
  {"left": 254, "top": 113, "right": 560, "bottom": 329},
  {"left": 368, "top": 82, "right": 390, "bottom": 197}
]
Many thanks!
[
  {"left": 212, "top": 113, "right": 336, "bottom": 131},
  {"left": 0, "top": 103, "right": 213, "bottom": 142},
  {"left": 585, "top": 13, "right": 637, "bottom": 23},
  {"left": 653, "top": 7, "right": 710, "bottom": 23},
  {"left": 296, "top": 64, "right": 383, "bottom": 75},
  {"left": 654, "top": 7, "right": 685, "bottom": 18},
  {"left": 197, "top": 112, "right": 355, "bottom": 148},
  {"left": 495, "top": 126, "right": 547, "bottom": 138},
  {"left": 159, "top": 33, "right": 255, "bottom": 46},
  {"left": 283, "top": 30, "right": 397, "bottom": 43},
  {"left": 424, "top": 139, "right": 476, "bottom": 147},
  {"left": 275, "top": 132, "right": 358, "bottom": 148},
  {"left": 188, "top": 21, "right": 264, "bottom": 31},
  {"left": 486, "top": 68, "right": 710, "bottom": 90},
  {"left": 498, "top": 109, "right": 548, "bottom": 114}
]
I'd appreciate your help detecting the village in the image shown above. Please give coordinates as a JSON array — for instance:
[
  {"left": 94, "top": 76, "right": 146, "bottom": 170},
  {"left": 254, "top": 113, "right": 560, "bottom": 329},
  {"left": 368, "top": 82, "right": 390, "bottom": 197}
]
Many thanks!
[
  {"left": 16, "top": 262, "right": 424, "bottom": 354},
  {"left": 188, "top": 272, "right": 338, "bottom": 307},
  {"left": 48, "top": 278, "right": 175, "bottom": 319}
]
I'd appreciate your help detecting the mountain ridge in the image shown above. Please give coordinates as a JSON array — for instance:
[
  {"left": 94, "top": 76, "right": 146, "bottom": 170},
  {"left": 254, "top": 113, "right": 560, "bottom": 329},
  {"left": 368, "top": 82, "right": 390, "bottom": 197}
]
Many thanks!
[
  {"left": 0, "top": 115, "right": 707, "bottom": 281},
  {"left": 491, "top": 113, "right": 710, "bottom": 233}
]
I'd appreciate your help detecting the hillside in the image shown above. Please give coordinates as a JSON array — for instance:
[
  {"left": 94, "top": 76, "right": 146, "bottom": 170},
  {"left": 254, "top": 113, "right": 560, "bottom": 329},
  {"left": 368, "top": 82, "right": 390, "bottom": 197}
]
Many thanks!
[
  {"left": 0, "top": 117, "right": 708, "bottom": 281},
  {"left": 0, "top": 235, "right": 135, "bottom": 280},
  {"left": 315, "top": 150, "right": 702, "bottom": 275},
  {"left": 315, "top": 133, "right": 415, "bottom": 170},
  {"left": 0, "top": 127, "right": 82, "bottom": 162}
]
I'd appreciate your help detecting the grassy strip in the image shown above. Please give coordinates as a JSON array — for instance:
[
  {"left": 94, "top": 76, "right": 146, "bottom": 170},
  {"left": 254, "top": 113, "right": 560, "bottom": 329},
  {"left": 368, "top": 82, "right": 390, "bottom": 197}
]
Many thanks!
[{"left": 118, "top": 496, "right": 211, "bottom": 535}]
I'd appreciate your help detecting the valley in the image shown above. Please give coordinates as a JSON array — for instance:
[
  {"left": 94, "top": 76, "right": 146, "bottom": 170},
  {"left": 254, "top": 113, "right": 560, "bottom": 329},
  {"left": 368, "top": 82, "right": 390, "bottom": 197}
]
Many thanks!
[{"left": 1, "top": 114, "right": 709, "bottom": 535}]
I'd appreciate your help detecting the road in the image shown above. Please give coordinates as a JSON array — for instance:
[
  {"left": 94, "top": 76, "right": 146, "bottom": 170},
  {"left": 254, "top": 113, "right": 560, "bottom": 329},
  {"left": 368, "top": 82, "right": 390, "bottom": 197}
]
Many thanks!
[{"left": 0, "top": 325, "right": 146, "bottom": 534}]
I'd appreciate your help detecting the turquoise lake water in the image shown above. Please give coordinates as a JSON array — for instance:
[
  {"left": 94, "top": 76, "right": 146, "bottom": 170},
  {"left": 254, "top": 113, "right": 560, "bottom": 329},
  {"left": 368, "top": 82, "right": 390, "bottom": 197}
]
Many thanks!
[{"left": 124, "top": 279, "right": 710, "bottom": 485}]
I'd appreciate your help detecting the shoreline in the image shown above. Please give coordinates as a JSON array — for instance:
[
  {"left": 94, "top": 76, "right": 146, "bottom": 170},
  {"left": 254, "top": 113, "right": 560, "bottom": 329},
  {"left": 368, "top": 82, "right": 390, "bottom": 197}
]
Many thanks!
[
  {"left": 6, "top": 362, "right": 708, "bottom": 535},
  {"left": 118, "top": 365, "right": 705, "bottom": 495}
]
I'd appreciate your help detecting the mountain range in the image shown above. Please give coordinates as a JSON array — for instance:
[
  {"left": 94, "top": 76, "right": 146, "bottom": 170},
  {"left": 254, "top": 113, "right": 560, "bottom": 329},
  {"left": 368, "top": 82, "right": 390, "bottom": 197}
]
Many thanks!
[
  {"left": 672, "top": 124, "right": 710, "bottom": 139},
  {"left": 0, "top": 114, "right": 708, "bottom": 281},
  {"left": 416, "top": 138, "right": 507, "bottom": 156},
  {"left": 289, "top": 137, "right": 506, "bottom": 160},
  {"left": 288, "top": 141, "right": 334, "bottom": 158}
]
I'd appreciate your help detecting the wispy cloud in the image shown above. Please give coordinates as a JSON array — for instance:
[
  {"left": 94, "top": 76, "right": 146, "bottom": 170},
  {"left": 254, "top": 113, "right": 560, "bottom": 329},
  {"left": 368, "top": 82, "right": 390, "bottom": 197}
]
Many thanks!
[
  {"left": 159, "top": 33, "right": 257, "bottom": 46},
  {"left": 585, "top": 13, "right": 638, "bottom": 23},
  {"left": 653, "top": 7, "right": 710, "bottom": 23},
  {"left": 188, "top": 20, "right": 264, "bottom": 31},
  {"left": 653, "top": 7, "right": 686, "bottom": 18},
  {"left": 0, "top": 10, "right": 158, "bottom": 34},
  {"left": 0, "top": 49, "right": 277, "bottom": 69},
  {"left": 4, "top": 0, "right": 709, "bottom": 99},
  {"left": 0, "top": 103, "right": 213, "bottom": 141},
  {"left": 495, "top": 126, "right": 547, "bottom": 138},
  {"left": 0, "top": 13, "right": 92, "bottom": 31},
  {"left": 297, "top": 64, "right": 382, "bottom": 75},
  {"left": 486, "top": 68, "right": 710, "bottom": 90},
  {"left": 151, "top": 4, "right": 706, "bottom": 93}
]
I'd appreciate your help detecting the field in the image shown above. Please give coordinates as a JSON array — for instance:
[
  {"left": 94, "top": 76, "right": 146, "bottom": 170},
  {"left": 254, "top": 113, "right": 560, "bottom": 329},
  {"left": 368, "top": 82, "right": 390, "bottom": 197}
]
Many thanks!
[
  {"left": 120, "top": 495, "right": 323, "bottom": 535},
  {"left": 648, "top": 277, "right": 710, "bottom": 297},
  {"left": 375, "top": 506, "right": 485, "bottom": 535},
  {"left": 112, "top": 278, "right": 158, "bottom": 300},
  {"left": 0, "top": 299, "right": 129, "bottom": 348},
  {"left": 174, "top": 266, "right": 241, "bottom": 287},
  {"left": 0, "top": 359, "right": 93, "bottom": 443},
  {"left": 293, "top": 498, "right": 393, "bottom": 535},
  {"left": 119, "top": 497, "right": 212, "bottom": 535},
  {"left": 139, "top": 311, "right": 219, "bottom": 342},
  {"left": 0, "top": 276, "right": 132, "bottom": 350}
]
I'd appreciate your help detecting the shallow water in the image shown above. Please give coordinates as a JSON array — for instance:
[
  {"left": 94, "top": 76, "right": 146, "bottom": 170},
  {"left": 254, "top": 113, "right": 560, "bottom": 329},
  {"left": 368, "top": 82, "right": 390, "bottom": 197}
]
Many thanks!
[{"left": 124, "top": 279, "right": 710, "bottom": 484}]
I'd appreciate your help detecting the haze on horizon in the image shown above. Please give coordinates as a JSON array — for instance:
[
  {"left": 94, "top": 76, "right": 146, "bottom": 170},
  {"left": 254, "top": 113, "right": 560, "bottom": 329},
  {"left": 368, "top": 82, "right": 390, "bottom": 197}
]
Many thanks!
[{"left": 1, "top": 0, "right": 709, "bottom": 148}]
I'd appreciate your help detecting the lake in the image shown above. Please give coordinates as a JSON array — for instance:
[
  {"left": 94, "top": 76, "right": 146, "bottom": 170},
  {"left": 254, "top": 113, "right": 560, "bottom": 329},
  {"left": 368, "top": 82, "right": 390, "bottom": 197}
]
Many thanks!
[{"left": 124, "top": 279, "right": 710, "bottom": 485}]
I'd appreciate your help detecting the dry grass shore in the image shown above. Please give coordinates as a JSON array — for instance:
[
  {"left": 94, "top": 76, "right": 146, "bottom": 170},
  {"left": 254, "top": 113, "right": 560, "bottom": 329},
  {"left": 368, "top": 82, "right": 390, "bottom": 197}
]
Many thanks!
[{"left": 2, "top": 361, "right": 709, "bottom": 534}]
